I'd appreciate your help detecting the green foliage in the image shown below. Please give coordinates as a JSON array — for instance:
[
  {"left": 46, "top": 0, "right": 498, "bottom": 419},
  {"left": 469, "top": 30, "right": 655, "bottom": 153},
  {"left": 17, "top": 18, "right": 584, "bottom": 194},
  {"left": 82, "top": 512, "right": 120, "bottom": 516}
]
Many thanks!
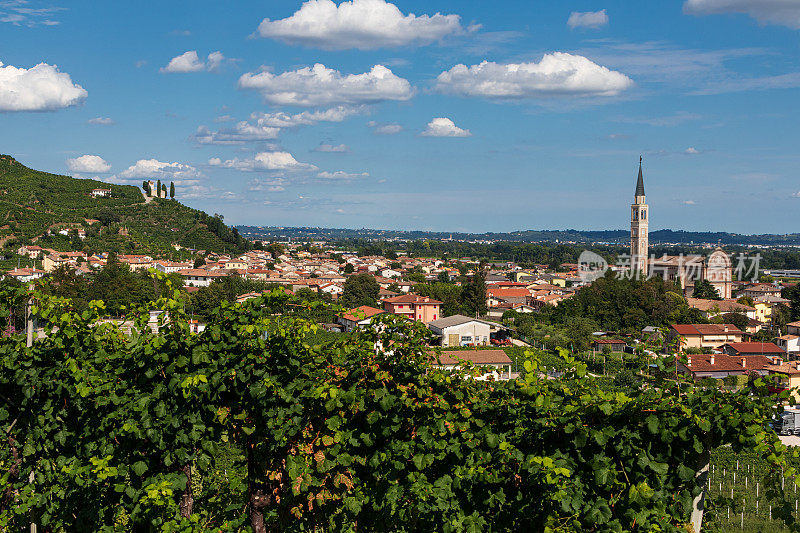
[
  {"left": 0, "top": 155, "right": 250, "bottom": 255},
  {"left": 2, "top": 278, "right": 799, "bottom": 532},
  {"left": 693, "top": 279, "right": 722, "bottom": 300},
  {"left": 550, "top": 272, "right": 704, "bottom": 335},
  {"left": 340, "top": 272, "right": 379, "bottom": 308}
]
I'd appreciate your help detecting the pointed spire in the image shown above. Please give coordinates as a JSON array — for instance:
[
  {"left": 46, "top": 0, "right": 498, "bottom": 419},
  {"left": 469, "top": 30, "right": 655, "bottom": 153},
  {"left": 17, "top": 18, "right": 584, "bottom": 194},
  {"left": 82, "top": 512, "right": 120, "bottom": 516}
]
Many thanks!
[{"left": 635, "top": 156, "right": 645, "bottom": 197}]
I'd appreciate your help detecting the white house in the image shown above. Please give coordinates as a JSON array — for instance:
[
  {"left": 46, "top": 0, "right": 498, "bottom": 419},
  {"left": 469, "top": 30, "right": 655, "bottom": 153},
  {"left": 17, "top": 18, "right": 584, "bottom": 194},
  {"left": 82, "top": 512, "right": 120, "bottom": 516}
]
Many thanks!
[
  {"left": 154, "top": 260, "right": 193, "bottom": 274},
  {"left": 427, "top": 315, "right": 494, "bottom": 347},
  {"left": 380, "top": 268, "right": 402, "bottom": 279},
  {"left": 337, "top": 306, "right": 385, "bottom": 332},
  {"left": 177, "top": 268, "right": 228, "bottom": 287},
  {"left": 776, "top": 335, "right": 800, "bottom": 359},
  {"left": 90, "top": 188, "right": 111, "bottom": 198}
]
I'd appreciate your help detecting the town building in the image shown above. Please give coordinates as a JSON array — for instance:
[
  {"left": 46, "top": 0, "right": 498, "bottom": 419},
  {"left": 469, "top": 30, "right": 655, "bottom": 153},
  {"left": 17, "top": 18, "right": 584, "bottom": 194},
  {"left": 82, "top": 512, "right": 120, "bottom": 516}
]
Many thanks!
[
  {"left": 382, "top": 294, "right": 441, "bottom": 323},
  {"left": 431, "top": 349, "right": 513, "bottom": 381},
  {"left": 337, "top": 306, "right": 385, "bottom": 332},
  {"left": 630, "top": 159, "right": 733, "bottom": 298},
  {"left": 668, "top": 324, "right": 744, "bottom": 351},
  {"left": 90, "top": 188, "right": 111, "bottom": 198},
  {"left": 427, "top": 315, "right": 493, "bottom": 347}
]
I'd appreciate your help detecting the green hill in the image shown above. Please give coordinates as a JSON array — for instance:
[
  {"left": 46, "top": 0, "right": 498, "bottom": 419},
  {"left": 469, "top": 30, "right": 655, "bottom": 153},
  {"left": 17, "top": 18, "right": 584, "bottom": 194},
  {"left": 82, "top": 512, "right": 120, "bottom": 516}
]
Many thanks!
[{"left": 0, "top": 154, "right": 250, "bottom": 256}]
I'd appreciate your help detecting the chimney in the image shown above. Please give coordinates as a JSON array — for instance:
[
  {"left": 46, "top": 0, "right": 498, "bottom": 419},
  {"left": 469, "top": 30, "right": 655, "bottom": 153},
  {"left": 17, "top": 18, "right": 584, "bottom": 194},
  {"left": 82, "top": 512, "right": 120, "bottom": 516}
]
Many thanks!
[
  {"left": 723, "top": 325, "right": 729, "bottom": 332},
  {"left": 741, "top": 357, "right": 746, "bottom": 368},
  {"left": 709, "top": 354, "right": 715, "bottom": 365},
  {"left": 687, "top": 356, "right": 692, "bottom": 366}
]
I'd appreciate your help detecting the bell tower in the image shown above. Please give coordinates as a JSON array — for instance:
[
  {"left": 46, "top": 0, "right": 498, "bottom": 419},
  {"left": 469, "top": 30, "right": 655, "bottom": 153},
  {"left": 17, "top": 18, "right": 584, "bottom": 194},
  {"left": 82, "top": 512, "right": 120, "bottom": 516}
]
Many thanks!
[{"left": 630, "top": 156, "right": 648, "bottom": 275}]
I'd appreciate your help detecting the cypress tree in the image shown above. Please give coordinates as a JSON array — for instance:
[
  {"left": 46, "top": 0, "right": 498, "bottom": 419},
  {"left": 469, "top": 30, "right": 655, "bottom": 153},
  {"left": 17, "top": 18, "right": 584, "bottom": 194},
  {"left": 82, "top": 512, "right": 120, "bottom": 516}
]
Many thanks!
[{"left": 170, "top": 181, "right": 175, "bottom": 199}]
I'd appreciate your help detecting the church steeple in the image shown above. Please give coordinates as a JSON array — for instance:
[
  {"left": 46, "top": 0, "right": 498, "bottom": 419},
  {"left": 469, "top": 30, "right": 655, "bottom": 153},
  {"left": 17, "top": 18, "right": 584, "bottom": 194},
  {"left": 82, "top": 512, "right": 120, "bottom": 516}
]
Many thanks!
[
  {"left": 635, "top": 156, "right": 645, "bottom": 198},
  {"left": 630, "top": 156, "right": 649, "bottom": 275}
]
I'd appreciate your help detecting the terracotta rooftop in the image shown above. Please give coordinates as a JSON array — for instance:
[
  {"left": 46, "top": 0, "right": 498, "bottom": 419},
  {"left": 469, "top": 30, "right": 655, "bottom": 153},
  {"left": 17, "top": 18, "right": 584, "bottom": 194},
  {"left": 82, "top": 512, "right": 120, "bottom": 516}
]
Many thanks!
[
  {"left": 671, "top": 324, "right": 743, "bottom": 336},
  {"left": 433, "top": 349, "right": 512, "bottom": 366},
  {"left": 723, "top": 342, "right": 785, "bottom": 355},
  {"left": 340, "top": 305, "right": 385, "bottom": 322},
  {"left": 383, "top": 294, "right": 442, "bottom": 305}
]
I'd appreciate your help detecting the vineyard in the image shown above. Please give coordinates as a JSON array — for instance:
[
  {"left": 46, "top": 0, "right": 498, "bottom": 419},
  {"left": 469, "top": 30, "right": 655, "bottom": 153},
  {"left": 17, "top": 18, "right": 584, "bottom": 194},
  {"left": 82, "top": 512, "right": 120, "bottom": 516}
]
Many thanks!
[
  {"left": 2, "top": 275, "right": 800, "bottom": 532},
  {"left": 0, "top": 155, "right": 250, "bottom": 255},
  {"left": 705, "top": 448, "right": 800, "bottom": 532}
]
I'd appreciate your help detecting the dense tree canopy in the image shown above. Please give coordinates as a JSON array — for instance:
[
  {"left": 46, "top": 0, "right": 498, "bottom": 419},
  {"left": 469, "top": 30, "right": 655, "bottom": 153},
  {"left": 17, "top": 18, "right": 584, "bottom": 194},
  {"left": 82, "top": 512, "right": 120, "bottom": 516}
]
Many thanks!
[{"left": 340, "top": 273, "right": 379, "bottom": 308}]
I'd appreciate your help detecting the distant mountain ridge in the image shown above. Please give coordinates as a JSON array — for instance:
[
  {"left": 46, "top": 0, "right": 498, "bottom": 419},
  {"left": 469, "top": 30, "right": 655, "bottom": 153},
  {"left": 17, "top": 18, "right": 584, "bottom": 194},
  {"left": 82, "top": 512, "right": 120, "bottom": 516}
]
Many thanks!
[
  {"left": 0, "top": 155, "right": 249, "bottom": 255},
  {"left": 238, "top": 226, "right": 800, "bottom": 246}
]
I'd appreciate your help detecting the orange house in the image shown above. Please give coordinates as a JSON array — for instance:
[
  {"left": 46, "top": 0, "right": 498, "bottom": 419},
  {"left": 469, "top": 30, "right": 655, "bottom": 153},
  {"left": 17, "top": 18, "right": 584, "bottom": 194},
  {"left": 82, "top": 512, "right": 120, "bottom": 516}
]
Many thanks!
[{"left": 382, "top": 294, "right": 442, "bottom": 323}]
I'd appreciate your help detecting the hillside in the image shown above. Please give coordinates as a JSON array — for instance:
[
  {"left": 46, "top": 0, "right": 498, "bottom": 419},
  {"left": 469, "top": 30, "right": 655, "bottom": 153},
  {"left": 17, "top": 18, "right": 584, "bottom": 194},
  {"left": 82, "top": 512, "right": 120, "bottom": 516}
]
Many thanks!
[{"left": 0, "top": 155, "right": 249, "bottom": 256}]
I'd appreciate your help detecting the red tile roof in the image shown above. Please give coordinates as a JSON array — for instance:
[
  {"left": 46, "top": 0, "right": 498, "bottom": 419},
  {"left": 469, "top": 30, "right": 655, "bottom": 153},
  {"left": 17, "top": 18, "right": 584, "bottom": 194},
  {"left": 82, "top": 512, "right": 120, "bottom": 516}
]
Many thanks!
[
  {"left": 433, "top": 349, "right": 512, "bottom": 366},
  {"left": 671, "top": 324, "right": 743, "bottom": 336},
  {"left": 684, "top": 354, "right": 744, "bottom": 373},
  {"left": 340, "top": 306, "right": 385, "bottom": 322},
  {"left": 723, "top": 342, "right": 785, "bottom": 355},
  {"left": 383, "top": 294, "right": 442, "bottom": 305}
]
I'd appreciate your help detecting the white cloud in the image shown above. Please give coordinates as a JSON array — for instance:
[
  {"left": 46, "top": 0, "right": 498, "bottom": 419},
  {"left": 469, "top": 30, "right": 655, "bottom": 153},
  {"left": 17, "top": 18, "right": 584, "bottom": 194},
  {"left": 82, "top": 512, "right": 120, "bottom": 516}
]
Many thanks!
[
  {"left": 87, "top": 116, "right": 114, "bottom": 125},
  {"left": 567, "top": 9, "right": 609, "bottom": 29},
  {"left": 317, "top": 170, "right": 369, "bottom": 180},
  {"left": 0, "top": 2, "right": 63, "bottom": 27},
  {"left": 684, "top": 0, "right": 800, "bottom": 29},
  {"left": 314, "top": 143, "right": 349, "bottom": 152},
  {"left": 683, "top": 199, "right": 697, "bottom": 205},
  {"left": 685, "top": 147, "right": 700, "bottom": 154},
  {"left": 160, "top": 50, "right": 227, "bottom": 73},
  {"left": 251, "top": 105, "right": 364, "bottom": 127},
  {"left": 255, "top": 0, "right": 465, "bottom": 50},
  {"left": 793, "top": 191, "right": 800, "bottom": 198},
  {"left": 0, "top": 60, "right": 87, "bottom": 112},
  {"left": 249, "top": 177, "right": 287, "bottom": 192},
  {"left": 435, "top": 53, "right": 634, "bottom": 99},
  {"left": 161, "top": 51, "right": 205, "bottom": 73},
  {"left": 209, "top": 151, "right": 318, "bottom": 172},
  {"left": 420, "top": 117, "right": 471, "bottom": 137},
  {"left": 67, "top": 155, "right": 111, "bottom": 173},
  {"left": 206, "top": 51, "right": 225, "bottom": 72},
  {"left": 238, "top": 63, "right": 413, "bottom": 106},
  {"left": 194, "top": 105, "right": 363, "bottom": 144},
  {"left": 116, "top": 159, "right": 201, "bottom": 181},
  {"left": 194, "top": 123, "right": 280, "bottom": 145},
  {"left": 368, "top": 121, "right": 402, "bottom": 134}
]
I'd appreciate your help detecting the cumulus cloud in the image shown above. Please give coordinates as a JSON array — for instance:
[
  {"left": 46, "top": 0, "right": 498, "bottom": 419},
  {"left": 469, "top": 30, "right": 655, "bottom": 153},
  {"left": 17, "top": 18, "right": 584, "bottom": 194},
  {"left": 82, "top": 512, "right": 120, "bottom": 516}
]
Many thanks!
[
  {"left": 568, "top": 9, "right": 609, "bottom": 29},
  {"left": 255, "top": 0, "right": 465, "bottom": 50},
  {"left": 238, "top": 63, "right": 413, "bottom": 106},
  {"left": 313, "top": 142, "right": 349, "bottom": 152},
  {"left": 161, "top": 50, "right": 228, "bottom": 73},
  {"left": 87, "top": 116, "right": 114, "bottom": 125},
  {"left": 685, "top": 147, "right": 700, "bottom": 154},
  {"left": 209, "top": 151, "right": 318, "bottom": 172},
  {"left": 420, "top": 117, "right": 471, "bottom": 137},
  {"left": 367, "top": 120, "right": 402, "bottom": 134},
  {"left": 194, "top": 105, "right": 363, "bottom": 144},
  {"left": 67, "top": 155, "right": 111, "bottom": 173},
  {"left": 435, "top": 53, "right": 634, "bottom": 99},
  {"left": 317, "top": 170, "right": 369, "bottom": 180},
  {"left": 684, "top": 0, "right": 800, "bottom": 29},
  {"left": 116, "top": 159, "right": 201, "bottom": 181},
  {"left": 0, "top": 60, "right": 87, "bottom": 112}
]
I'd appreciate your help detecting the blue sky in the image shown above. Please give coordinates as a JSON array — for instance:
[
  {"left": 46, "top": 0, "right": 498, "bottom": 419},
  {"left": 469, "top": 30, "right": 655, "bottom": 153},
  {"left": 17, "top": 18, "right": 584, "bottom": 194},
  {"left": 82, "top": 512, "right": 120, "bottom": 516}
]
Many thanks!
[{"left": 1, "top": 0, "right": 799, "bottom": 233}]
